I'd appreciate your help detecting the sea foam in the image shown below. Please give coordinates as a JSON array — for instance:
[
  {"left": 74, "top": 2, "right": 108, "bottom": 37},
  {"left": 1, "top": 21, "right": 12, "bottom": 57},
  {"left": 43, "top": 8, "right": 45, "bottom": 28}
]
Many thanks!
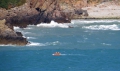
[
  {"left": 26, "top": 41, "right": 60, "bottom": 47},
  {"left": 26, "top": 42, "right": 46, "bottom": 46},
  {"left": 82, "top": 24, "right": 120, "bottom": 30},
  {"left": 71, "top": 19, "right": 120, "bottom": 24},
  {"left": 37, "top": 20, "right": 69, "bottom": 28},
  {"left": 27, "top": 37, "right": 36, "bottom": 39}
]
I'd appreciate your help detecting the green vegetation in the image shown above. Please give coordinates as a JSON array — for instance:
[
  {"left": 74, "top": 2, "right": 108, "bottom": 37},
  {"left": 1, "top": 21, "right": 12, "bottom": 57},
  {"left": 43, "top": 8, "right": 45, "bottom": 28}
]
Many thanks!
[{"left": 0, "top": 0, "right": 26, "bottom": 9}]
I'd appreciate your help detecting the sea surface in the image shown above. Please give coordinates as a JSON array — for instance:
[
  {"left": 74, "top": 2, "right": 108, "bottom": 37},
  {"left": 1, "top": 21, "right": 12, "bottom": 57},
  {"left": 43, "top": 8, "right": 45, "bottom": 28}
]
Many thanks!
[{"left": 0, "top": 19, "right": 120, "bottom": 71}]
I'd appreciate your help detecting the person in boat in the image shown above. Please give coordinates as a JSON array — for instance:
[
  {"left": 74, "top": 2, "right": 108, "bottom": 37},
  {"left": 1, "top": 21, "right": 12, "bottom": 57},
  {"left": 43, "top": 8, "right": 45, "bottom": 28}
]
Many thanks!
[{"left": 53, "top": 52, "right": 61, "bottom": 56}]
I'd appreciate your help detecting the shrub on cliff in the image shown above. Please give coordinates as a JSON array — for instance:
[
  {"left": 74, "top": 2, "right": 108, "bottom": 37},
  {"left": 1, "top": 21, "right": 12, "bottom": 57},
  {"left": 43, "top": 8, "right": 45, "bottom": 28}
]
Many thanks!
[{"left": 0, "top": 0, "right": 26, "bottom": 9}]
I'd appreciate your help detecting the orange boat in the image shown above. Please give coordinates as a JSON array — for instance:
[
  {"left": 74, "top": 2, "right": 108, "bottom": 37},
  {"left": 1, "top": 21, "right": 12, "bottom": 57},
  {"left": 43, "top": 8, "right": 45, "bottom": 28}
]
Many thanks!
[{"left": 52, "top": 52, "right": 61, "bottom": 56}]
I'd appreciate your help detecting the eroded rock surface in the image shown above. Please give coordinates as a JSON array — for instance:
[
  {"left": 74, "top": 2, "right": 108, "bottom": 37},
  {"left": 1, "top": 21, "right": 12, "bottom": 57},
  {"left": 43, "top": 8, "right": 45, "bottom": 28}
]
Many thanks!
[{"left": 0, "top": 19, "right": 28, "bottom": 45}]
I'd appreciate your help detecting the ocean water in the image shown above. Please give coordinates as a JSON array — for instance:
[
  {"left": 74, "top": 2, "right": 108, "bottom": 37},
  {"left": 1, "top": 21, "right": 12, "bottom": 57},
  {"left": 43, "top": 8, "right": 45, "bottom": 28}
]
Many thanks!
[{"left": 0, "top": 19, "right": 120, "bottom": 71}]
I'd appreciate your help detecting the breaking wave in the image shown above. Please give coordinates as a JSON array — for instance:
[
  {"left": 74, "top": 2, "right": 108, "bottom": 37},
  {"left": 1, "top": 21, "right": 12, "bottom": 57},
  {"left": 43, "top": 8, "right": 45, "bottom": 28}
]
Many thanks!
[
  {"left": 27, "top": 37, "right": 36, "bottom": 39},
  {"left": 37, "top": 20, "right": 69, "bottom": 28},
  {"left": 26, "top": 41, "right": 61, "bottom": 47},
  {"left": 82, "top": 24, "right": 120, "bottom": 30},
  {"left": 26, "top": 42, "right": 46, "bottom": 46}
]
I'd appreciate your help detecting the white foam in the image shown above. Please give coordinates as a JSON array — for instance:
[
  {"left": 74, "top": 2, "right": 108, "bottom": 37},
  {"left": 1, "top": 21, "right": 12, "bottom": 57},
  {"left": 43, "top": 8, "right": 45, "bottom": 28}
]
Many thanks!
[
  {"left": 26, "top": 42, "right": 46, "bottom": 46},
  {"left": 0, "top": 44, "right": 15, "bottom": 46},
  {"left": 22, "top": 31, "right": 32, "bottom": 35},
  {"left": 26, "top": 41, "right": 60, "bottom": 47},
  {"left": 45, "top": 41, "right": 61, "bottom": 46},
  {"left": 24, "top": 27, "right": 32, "bottom": 30},
  {"left": 102, "top": 43, "right": 111, "bottom": 46},
  {"left": 82, "top": 24, "right": 120, "bottom": 30},
  {"left": 37, "top": 20, "right": 69, "bottom": 28},
  {"left": 52, "top": 54, "right": 86, "bottom": 56},
  {"left": 14, "top": 26, "right": 20, "bottom": 30},
  {"left": 27, "top": 37, "right": 36, "bottom": 39},
  {"left": 71, "top": 19, "right": 120, "bottom": 24}
]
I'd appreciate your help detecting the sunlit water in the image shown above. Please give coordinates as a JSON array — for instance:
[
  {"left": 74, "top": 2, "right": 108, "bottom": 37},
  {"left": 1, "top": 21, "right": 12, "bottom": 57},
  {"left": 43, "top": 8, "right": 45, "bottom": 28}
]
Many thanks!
[{"left": 0, "top": 19, "right": 120, "bottom": 71}]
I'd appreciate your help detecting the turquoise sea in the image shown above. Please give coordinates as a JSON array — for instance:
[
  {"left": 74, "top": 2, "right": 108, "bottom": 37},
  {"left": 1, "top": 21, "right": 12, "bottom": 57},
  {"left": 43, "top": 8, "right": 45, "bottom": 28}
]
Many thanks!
[{"left": 0, "top": 19, "right": 120, "bottom": 71}]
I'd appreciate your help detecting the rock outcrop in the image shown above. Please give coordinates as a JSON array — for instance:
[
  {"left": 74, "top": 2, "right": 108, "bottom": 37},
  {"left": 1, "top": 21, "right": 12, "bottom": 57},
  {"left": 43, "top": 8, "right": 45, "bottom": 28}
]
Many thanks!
[
  {"left": 0, "top": 19, "right": 28, "bottom": 45},
  {"left": 29, "top": 0, "right": 71, "bottom": 23},
  {"left": 0, "top": 3, "right": 39, "bottom": 28},
  {"left": 0, "top": 0, "right": 89, "bottom": 26},
  {"left": 0, "top": 0, "right": 120, "bottom": 27}
]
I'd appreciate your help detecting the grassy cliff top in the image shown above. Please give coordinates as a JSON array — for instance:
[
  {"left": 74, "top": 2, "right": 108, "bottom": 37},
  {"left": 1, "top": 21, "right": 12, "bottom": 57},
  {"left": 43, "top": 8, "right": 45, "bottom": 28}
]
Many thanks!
[{"left": 0, "top": 0, "right": 26, "bottom": 9}]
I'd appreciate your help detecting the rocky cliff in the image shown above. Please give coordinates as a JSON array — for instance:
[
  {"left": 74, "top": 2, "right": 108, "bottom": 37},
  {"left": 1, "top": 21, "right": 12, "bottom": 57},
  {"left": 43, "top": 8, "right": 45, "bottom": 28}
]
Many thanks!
[
  {"left": 1, "top": 0, "right": 120, "bottom": 27},
  {"left": 28, "top": 0, "right": 120, "bottom": 20}
]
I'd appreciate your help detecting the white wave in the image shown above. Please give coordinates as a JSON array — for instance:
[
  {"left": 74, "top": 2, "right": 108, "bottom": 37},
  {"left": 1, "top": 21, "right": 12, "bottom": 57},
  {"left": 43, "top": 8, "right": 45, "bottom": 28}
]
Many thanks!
[
  {"left": 82, "top": 24, "right": 120, "bottom": 30},
  {"left": 22, "top": 32, "right": 32, "bottom": 35},
  {"left": 102, "top": 43, "right": 111, "bottom": 46},
  {"left": 26, "top": 41, "right": 60, "bottom": 47},
  {"left": 71, "top": 19, "right": 120, "bottom": 24},
  {"left": 26, "top": 42, "right": 46, "bottom": 46},
  {"left": 44, "top": 41, "right": 60, "bottom": 46},
  {"left": 27, "top": 37, "right": 36, "bottom": 39},
  {"left": 0, "top": 44, "right": 15, "bottom": 46},
  {"left": 37, "top": 20, "right": 69, "bottom": 28},
  {"left": 14, "top": 26, "right": 20, "bottom": 30},
  {"left": 52, "top": 54, "right": 86, "bottom": 56},
  {"left": 24, "top": 27, "right": 32, "bottom": 30}
]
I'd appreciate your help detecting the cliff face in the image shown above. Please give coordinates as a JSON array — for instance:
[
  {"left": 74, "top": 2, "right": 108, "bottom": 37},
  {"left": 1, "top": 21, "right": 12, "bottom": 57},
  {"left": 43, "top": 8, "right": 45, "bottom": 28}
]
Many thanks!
[
  {"left": 29, "top": 0, "right": 120, "bottom": 20},
  {"left": 28, "top": 0, "right": 92, "bottom": 23},
  {"left": 0, "top": 3, "right": 39, "bottom": 28},
  {"left": 29, "top": 0, "right": 71, "bottom": 23}
]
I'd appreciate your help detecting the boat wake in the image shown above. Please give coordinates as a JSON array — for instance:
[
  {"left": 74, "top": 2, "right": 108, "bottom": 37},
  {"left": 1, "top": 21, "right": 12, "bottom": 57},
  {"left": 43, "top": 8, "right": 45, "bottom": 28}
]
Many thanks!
[{"left": 52, "top": 54, "right": 86, "bottom": 56}]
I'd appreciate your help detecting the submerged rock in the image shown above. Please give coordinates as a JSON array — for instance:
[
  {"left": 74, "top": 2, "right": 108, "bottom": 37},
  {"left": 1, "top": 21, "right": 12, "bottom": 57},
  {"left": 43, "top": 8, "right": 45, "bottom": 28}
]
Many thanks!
[{"left": 0, "top": 19, "right": 28, "bottom": 45}]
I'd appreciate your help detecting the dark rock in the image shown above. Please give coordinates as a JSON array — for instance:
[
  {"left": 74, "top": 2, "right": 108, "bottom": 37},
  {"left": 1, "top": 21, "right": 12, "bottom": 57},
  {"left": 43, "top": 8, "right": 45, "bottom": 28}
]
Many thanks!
[
  {"left": 0, "top": 19, "right": 28, "bottom": 45},
  {"left": 16, "top": 32, "right": 23, "bottom": 37},
  {"left": 75, "top": 9, "right": 88, "bottom": 16},
  {"left": 0, "top": 36, "right": 28, "bottom": 45}
]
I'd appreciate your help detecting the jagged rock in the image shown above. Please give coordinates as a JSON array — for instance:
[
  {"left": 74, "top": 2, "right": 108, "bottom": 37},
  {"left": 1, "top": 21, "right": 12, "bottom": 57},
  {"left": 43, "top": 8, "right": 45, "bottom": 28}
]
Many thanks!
[
  {"left": 0, "top": 36, "right": 28, "bottom": 45},
  {"left": 30, "top": 0, "right": 71, "bottom": 23},
  {"left": 0, "top": 3, "right": 39, "bottom": 28},
  {"left": 0, "top": 19, "right": 28, "bottom": 45},
  {"left": 0, "top": 0, "right": 90, "bottom": 26},
  {"left": 0, "top": 19, "right": 17, "bottom": 37}
]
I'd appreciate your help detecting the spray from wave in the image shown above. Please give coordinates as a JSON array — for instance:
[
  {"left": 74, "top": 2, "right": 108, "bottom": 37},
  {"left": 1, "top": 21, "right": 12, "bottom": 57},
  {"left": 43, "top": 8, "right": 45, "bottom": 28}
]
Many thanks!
[{"left": 37, "top": 20, "right": 70, "bottom": 28}]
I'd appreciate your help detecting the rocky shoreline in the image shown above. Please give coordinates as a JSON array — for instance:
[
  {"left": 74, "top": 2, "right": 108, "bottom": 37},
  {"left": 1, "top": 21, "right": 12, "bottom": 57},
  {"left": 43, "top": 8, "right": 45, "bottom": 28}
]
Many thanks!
[{"left": 0, "top": 0, "right": 120, "bottom": 45}]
